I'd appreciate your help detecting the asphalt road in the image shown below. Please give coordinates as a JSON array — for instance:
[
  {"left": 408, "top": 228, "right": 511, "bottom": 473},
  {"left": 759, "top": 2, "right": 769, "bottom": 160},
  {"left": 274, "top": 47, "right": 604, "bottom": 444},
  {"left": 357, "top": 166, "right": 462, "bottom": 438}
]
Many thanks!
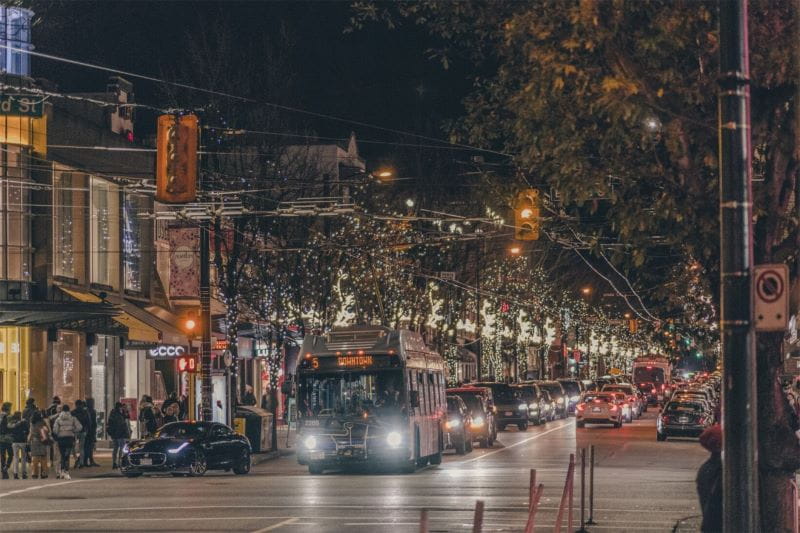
[{"left": 0, "top": 411, "right": 708, "bottom": 532}]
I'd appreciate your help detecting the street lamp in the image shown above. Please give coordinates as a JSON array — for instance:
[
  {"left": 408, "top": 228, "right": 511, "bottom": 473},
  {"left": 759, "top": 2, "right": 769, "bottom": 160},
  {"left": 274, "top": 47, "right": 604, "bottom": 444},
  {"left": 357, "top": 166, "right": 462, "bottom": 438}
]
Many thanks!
[
  {"left": 509, "top": 246, "right": 522, "bottom": 255},
  {"left": 581, "top": 287, "right": 592, "bottom": 296}
]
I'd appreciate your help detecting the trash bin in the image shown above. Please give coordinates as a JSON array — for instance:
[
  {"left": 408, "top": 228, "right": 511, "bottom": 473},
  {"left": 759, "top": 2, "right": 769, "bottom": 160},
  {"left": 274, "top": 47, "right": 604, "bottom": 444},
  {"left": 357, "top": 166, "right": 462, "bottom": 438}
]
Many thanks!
[{"left": 234, "top": 406, "right": 273, "bottom": 452}]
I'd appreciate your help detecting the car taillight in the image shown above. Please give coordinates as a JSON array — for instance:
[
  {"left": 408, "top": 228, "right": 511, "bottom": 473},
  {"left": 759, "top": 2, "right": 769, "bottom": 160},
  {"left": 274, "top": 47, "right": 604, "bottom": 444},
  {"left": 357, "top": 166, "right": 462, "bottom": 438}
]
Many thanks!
[
  {"left": 609, "top": 405, "right": 618, "bottom": 412},
  {"left": 661, "top": 415, "right": 670, "bottom": 424},
  {"left": 576, "top": 404, "right": 585, "bottom": 411},
  {"left": 651, "top": 388, "right": 657, "bottom": 394}
]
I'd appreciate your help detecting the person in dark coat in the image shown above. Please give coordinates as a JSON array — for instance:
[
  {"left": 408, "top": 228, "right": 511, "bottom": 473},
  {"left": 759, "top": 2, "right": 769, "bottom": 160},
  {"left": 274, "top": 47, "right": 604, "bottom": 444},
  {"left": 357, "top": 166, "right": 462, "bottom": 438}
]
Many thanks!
[
  {"left": 0, "top": 402, "right": 13, "bottom": 479},
  {"left": 84, "top": 398, "right": 99, "bottom": 466},
  {"left": 242, "top": 386, "right": 257, "bottom": 406},
  {"left": 71, "top": 400, "right": 90, "bottom": 468},
  {"left": 161, "top": 392, "right": 180, "bottom": 418},
  {"left": 696, "top": 424, "right": 722, "bottom": 533},
  {"left": 46, "top": 396, "right": 61, "bottom": 418},
  {"left": 22, "top": 398, "right": 38, "bottom": 423},
  {"left": 107, "top": 402, "right": 131, "bottom": 469},
  {"left": 9, "top": 411, "right": 29, "bottom": 479}
]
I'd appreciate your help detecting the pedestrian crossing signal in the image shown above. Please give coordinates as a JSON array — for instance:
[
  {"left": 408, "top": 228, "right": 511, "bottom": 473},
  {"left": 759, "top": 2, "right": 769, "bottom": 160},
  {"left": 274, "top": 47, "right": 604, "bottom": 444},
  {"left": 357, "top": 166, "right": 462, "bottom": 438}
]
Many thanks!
[{"left": 177, "top": 355, "right": 197, "bottom": 373}]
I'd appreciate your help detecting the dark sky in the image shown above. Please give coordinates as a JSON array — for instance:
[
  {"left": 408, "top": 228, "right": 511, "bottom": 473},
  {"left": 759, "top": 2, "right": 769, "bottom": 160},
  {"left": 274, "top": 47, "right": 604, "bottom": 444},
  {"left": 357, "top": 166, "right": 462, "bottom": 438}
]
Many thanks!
[{"left": 30, "top": 1, "right": 471, "bottom": 161}]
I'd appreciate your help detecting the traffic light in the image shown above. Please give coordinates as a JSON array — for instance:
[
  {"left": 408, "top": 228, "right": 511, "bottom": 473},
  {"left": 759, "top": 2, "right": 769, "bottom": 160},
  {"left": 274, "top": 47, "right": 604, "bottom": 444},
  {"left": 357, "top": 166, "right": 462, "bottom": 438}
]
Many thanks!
[
  {"left": 514, "top": 189, "right": 540, "bottom": 241},
  {"left": 628, "top": 319, "right": 638, "bottom": 334},
  {"left": 181, "top": 311, "right": 199, "bottom": 339},
  {"left": 177, "top": 354, "right": 198, "bottom": 373},
  {"left": 156, "top": 114, "right": 198, "bottom": 204}
]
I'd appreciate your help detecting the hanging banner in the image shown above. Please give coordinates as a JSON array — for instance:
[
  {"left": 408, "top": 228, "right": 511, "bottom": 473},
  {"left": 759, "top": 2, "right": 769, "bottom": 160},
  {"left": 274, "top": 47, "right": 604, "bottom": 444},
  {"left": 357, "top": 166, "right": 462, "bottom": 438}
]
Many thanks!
[{"left": 169, "top": 227, "right": 200, "bottom": 298}]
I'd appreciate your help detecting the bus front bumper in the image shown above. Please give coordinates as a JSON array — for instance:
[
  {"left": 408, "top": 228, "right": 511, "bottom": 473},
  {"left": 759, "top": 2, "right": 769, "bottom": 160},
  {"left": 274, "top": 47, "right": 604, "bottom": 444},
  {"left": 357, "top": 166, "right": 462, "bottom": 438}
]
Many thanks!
[{"left": 298, "top": 446, "right": 411, "bottom": 466}]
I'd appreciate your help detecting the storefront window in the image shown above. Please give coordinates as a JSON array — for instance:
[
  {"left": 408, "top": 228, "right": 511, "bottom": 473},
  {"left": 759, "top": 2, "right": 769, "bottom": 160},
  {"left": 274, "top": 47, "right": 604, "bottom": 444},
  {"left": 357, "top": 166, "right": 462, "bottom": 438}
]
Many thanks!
[
  {"left": 0, "top": 145, "right": 30, "bottom": 280},
  {"left": 123, "top": 193, "right": 147, "bottom": 293},
  {"left": 90, "top": 335, "right": 120, "bottom": 439},
  {"left": 0, "top": 326, "right": 29, "bottom": 409},
  {"left": 90, "top": 177, "right": 120, "bottom": 288},
  {"left": 53, "top": 331, "right": 81, "bottom": 407},
  {"left": 53, "top": 168, "right": 88, "bottom": 282}
]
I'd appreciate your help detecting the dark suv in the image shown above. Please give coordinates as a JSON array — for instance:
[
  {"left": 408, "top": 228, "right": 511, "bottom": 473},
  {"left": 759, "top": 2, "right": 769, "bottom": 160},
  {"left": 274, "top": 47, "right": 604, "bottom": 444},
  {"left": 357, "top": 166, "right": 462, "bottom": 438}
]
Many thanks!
[
  {"left": 512, "top": 383, "right": 546, "bottom": 425},
  {"left": 557, "top": 379, "right": 584, "bottom": 415},
  {"left": 536, "top": 381, "right": 568, "bottom": 419},
  {"left": 472, "top": 382, "right": 529, "bottom": 431}
]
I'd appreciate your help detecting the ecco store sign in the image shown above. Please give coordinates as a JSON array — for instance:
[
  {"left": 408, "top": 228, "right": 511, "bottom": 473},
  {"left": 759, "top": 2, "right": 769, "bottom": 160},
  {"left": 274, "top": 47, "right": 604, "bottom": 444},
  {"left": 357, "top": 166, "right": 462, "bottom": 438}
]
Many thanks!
[{"left": 147, "top": 345, "right": 187, "bottom": 359}]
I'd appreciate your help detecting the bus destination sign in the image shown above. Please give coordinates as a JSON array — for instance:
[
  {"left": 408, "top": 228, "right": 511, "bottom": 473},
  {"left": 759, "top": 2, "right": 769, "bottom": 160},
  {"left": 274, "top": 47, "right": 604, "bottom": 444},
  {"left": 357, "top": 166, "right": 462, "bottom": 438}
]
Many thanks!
[{"left": 301, "top": 354, "right": 395, "bottom": 371}]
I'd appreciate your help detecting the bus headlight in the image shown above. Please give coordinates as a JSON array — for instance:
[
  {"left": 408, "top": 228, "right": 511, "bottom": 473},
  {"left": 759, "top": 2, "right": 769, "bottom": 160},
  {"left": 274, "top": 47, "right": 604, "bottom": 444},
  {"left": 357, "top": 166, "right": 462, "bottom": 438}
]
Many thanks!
[
  {"left": 518, "top": 403, "right": 529, "bottom": 412},
  {"left": 570, "top": 396, "right": 580, "bottom": 403},
  {"left": 386, "top": 431, "right": 402, "bottom": 447},
  {"left": 528, "top": 404, "right": 538, "bottom": 411},
  {"left": 446, "top": 419, "right": 460, "bottom": 429},
  {"left": 471, "top": 416, "right": 485, "bottom": 427},
  {"left": 303, "top": 436, "right": 317, "bottom": 450}
]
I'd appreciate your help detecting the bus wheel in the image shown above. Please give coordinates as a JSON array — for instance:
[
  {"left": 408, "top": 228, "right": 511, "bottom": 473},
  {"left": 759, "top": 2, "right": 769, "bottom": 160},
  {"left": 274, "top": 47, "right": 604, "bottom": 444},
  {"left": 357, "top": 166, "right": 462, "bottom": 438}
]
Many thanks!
[
  {"left": 308, "top": 464, "right": 324, "bottom": 475},
  {"left": 429, "top": 452, "right": 442, "bottom": 465}
]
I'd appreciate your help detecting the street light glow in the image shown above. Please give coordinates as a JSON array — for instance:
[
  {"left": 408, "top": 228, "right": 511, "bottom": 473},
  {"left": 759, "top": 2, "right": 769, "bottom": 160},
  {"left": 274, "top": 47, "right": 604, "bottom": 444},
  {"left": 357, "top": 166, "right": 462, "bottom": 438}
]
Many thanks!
[
  {"left": 509, "top": 246, "right": 521, "bottom": 255},
  {"left": 581, "top": 287, "right": 592, "bottom": 295},
  {"left": 405, "top": 198, "right": 414, "bottom": 207}
]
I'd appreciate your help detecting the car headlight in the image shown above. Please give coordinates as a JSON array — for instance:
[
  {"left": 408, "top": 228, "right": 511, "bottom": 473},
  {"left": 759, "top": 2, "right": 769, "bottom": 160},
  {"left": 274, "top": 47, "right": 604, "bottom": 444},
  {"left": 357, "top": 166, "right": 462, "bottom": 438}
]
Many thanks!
[
  {"left": 168, "top": 442, "right": 189, "bottom": 454},
  {"left": 518, "top": 403, "right": 529, "bottom": 412},
  {"left": 570, "top": 396, "right": 580, "bottom": 402},
  {"left": 528, "top": 404, "right": 538, "bottom": 411},
  {"left": 557, "top": 398, "right": 565, "bottom": 404},
  {"left": 386, "top": 431, "right": 402, "bottom": 447},
  {"left": 446, "top": 419, "right": 461, "bottom": 429},
  {"left": 471, "top": 416, "right": 484, "bottom": 427},
  {"left": 304, "top": 435, "right": 318, "bottom": 450}
]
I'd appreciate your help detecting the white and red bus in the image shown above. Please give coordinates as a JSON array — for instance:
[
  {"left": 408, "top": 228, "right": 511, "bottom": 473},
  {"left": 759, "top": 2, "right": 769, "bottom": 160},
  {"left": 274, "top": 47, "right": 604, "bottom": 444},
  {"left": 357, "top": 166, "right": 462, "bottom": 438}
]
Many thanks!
[
  {"left": 294, "top": 326, "right": 445, "bottom": 474},
  {"left": 631, "top": 356, "right": 672, "bottom": 404}
]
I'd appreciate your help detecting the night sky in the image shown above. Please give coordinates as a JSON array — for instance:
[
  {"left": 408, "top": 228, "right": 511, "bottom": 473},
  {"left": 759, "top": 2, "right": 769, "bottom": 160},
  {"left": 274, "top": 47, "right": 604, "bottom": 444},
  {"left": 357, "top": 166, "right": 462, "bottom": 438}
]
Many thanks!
[{"left": 31, "top": 1, "right": 472, "bottom": 161}]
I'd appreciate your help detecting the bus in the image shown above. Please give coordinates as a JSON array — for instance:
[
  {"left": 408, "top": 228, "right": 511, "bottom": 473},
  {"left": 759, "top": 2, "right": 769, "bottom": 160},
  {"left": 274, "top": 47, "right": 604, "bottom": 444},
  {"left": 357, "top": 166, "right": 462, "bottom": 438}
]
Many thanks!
[
  {"left": 631, "top": 355, "right": 672, "bottom": 403},
  {"left": 293, "top": 326, "right": 446, "bottom": 474}
]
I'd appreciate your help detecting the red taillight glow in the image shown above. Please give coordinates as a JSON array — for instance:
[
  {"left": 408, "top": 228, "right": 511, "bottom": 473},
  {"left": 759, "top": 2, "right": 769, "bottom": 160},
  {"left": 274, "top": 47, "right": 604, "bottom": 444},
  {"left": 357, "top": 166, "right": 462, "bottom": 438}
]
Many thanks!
[
  {"left": 610, "top": 405, "right": 618, "bottom": 412},
  {"left": 576, "top": 404, "right": 585, "bottom": 411},
  {"left": 651, "top": 388, "right": 657, "bottom": 393}
]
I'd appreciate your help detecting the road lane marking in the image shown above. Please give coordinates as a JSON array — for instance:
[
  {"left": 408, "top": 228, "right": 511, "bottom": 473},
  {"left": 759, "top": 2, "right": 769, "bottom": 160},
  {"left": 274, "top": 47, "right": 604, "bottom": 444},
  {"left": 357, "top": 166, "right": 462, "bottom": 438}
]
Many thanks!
[
  {"left": 0, "top": 478, "right": 99, "bottom": 501},
  {"left": 0, "top": 516, "right": 293, "bottom": 527},
  {"left": 458, "top": 421, "right": 574, "bottom": 464},
  {"left": 251, "top": 517, "right": 299, "bottom": 532}
]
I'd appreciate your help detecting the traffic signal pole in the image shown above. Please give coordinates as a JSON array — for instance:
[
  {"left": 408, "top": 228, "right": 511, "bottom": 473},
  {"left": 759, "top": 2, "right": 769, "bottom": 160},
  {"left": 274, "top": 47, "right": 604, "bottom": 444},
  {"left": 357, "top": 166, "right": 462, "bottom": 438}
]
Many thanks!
[
  {"left": 718, "top": 1, "right": 759, "bottom": 531},
  {"left": 200, "top": 220, "right": 213, "bottom": 422}
]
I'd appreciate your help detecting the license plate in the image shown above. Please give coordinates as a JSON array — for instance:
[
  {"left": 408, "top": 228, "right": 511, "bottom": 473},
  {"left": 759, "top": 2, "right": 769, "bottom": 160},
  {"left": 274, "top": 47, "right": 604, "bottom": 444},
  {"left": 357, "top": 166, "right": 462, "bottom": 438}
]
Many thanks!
[
  {"left": 140, "top": 458, "right": 152, "bottom": 466},
  {"left": 679, "top": 417, "right": 689, "bottom": 423},
  {"left": 309, "top": 451, "right": 325, "bottom": 460},
  {"left": 505, "top": 411, "right": 513, "bottom": 416},
  {"left": 592, "top": 407, "right": 602, "bottom": 413}
]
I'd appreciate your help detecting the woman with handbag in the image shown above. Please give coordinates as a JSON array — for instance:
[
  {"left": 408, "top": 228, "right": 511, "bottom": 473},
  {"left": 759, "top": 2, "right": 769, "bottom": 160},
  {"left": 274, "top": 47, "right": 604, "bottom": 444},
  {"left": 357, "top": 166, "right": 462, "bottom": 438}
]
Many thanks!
[{"left": 28, "top": 412, "right": 50, "bottom": 479}]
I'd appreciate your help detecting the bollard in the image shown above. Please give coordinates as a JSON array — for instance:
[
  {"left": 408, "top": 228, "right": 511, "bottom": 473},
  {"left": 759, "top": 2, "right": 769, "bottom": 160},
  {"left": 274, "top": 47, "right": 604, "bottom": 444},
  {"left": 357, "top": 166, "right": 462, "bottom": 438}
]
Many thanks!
[
  {"left": 568, "top": 453, "right": 574, "bottom": 533},
  {"left": 587, "top": 444, "right": 597, "bottom": 525},
  {"left": 419, "top": 509, "right": 429, "bottom": 533},
  {"left": 529, "top": 469, "right": 536, "bottom": 511},
  {"left": 576, "top": 448, "right": 589, "bottom": 533},
  {"left": 472, "top": 500, "right": 485, "bottom": 533}
]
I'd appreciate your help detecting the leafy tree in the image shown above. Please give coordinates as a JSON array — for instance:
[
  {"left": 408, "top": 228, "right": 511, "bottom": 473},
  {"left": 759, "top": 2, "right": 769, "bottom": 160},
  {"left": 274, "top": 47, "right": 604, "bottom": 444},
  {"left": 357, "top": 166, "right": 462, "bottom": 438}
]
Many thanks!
[{"left": 352, "top": 0, "right": 800, "bottom": 529}]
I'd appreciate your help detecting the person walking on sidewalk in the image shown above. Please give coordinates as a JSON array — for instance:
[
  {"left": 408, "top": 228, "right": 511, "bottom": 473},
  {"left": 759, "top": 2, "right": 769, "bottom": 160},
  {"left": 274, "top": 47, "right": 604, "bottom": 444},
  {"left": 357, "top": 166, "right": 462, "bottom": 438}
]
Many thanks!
[
  {"left": 696, "top": 424, "right": 722, "bottom": 533},
  {"left": 71, "top": 400, "right": 90, "bottom": 469},
  {"left": 107, "top": 402, "right": 131, "bottom": 469},
  {"left": 22, "top": 398, "right": 38, "bottom": 423},
  {"left": 28, "top": 412, "right": 50, "bottom": 479},
  {"left": 52, "top": 404, "right": 81, "bottom": 480},
  {"left": 46, "top": 396, "right": 61, "bottom": 418},
  {"left": 0, "top": 402, "right": 13, "bottom": 479},
  {"left": 84, "top": 398, "right": 99, "bottom": 467},
  {"left": 9, "top": 411, "right": 29, "bottom": 479},
  {"left": 138, "top": 396, "right": 159, "bottom": 438}
]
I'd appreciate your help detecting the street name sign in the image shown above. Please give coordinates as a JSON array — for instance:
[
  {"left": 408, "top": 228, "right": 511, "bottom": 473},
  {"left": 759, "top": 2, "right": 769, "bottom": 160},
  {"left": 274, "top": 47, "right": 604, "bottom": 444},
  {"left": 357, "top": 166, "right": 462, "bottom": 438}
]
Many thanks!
[
  {"left": 0, "top": 94, "right": 44, "bottom": 117},
  {"left": 754, "top": 263, "right": 789, "bottom": 331}
]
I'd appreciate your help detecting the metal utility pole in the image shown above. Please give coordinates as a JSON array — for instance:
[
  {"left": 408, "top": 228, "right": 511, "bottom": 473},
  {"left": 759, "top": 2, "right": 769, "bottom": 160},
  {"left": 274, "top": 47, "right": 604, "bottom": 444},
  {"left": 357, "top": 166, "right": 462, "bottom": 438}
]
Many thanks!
[
  {"left": 200, "top": 220, "right": 213, "bottom": 422},
  {"left": 475, "top": 241, "right": 482, "bottom": 381},
  {"left": 719, "top": 1, "right": 759, "bottom": 531}
]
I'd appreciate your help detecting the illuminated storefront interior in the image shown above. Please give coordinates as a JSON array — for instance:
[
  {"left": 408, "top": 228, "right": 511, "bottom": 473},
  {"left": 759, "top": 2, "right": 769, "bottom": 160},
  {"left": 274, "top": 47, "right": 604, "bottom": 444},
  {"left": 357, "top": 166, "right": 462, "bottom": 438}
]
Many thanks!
[{"left": 0, "top": 326, "right": 30, "bottom": 409}]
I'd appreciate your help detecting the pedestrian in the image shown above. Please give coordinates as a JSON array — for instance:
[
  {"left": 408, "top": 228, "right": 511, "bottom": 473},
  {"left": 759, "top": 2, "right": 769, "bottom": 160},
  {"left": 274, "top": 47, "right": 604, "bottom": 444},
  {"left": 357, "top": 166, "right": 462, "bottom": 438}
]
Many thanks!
[
  {"left": 28, "top": 412, "right": 50, "bottom": 479},
  {"left": 71, "top": 400, "right": 90, "bottom": 468},
  {"left": 138, "top": 395, "right": 159, "bottom": 437},
  {"left": 22, "top": 398, "right": 38, "bottom": 423},
  {"left": 9, "top": 411, "right": 29, "bottom": 479},
  {"left": 52, "top": 404, "right": 82, "bottom": 480},
  {"left": 0, "top": 402, "right": 13, "bottom": 479},
  {"left": 46, "top": 396, "right": 61, "bottom": 418},
  {"left": 163, "top": 404, "right": 178, "bottom": 425},
  {"left": 107, "top": 402, "right": 130, "bottom": 469},
  {"left": 84, "top": 398, "right": 99, "bottom": 467},
  {"left": 242, "top": 385, "right": 257, "bottom": 406},
  {"left": 161, "top": 392, "right": 179, "bottom": 419},
  {"left": 696, "top": 424, "right": 722, "bottom": 533},
  {"left": 178, "top": 394, "right": 188, "bottom": 420}
]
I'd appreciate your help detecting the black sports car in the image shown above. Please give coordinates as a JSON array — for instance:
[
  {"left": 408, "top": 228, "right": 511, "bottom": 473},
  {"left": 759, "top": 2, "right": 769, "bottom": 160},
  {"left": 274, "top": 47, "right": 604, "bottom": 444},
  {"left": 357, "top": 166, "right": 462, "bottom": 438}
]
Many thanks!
[{"left": 121, "top": 421, "right": 251, "bottom": 477}]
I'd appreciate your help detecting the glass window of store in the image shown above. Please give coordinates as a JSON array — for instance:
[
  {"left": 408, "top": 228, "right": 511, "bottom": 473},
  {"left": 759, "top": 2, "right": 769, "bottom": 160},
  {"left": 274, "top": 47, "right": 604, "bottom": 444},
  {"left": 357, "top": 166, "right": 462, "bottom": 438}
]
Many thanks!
[
  {"left": 123, "top": 193, "right": 148, "bottom": 293},
  {"left": 90, "top": 177, "right": 120, "bottom": 288},
  {"left": 0, "top": 145, "right": 30, "bottom": 280},
  {"left": 90, "top": 335, "right": 120, "bottom": 439},
  {"left": 53, "top": 331, "right": 81, "bottom": 407},
  {"left": 53, "top": 168, "right": 88, "bottom": 282}
]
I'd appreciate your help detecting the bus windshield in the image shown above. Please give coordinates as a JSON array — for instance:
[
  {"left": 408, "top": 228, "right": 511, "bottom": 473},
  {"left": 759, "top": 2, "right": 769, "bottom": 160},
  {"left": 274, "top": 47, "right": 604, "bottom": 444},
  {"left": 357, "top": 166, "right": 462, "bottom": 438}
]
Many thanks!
[
  {"left": 633, "top": 367, "right": 666, "bottom": 384},
  {"left": 298, "top": 370, "right": 404, "bottom": 418}
]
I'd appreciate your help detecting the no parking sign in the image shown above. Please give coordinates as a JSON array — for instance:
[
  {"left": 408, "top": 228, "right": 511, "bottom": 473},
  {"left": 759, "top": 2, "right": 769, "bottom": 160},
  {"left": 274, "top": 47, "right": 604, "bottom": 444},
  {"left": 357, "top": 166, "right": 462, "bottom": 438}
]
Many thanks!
[{"left": 754, "top": 264, "right": 789, "bottom": 331}]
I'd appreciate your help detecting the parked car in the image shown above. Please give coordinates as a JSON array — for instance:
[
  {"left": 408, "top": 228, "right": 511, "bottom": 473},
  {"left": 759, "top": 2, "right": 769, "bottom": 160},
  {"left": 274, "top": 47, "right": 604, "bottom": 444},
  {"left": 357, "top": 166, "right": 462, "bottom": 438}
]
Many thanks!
[
  {"left": 445, "top": 396, "right": 473, "bottom": 455},
  {"left": 472, "top": 382, "right": 530, "bottom": 431},
  {"left": 657, "top": 400, "right": 713, "bottom": 441},
  {"left": 121, "top": 421, "right": 251, "bottom": 478},
  {"left": 576, "top": 392, "right": 623, "bottom": 428},
  {"left": 447, "top": 387, "right": 496, "bottom": 447},
  {"left": 535, "top": 381, "right": 568, "bottom": 419}
]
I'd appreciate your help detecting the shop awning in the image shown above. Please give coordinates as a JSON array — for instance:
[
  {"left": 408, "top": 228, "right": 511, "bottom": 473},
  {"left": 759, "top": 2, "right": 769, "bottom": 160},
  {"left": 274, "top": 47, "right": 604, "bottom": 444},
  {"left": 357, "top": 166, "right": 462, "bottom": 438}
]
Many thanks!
[
  {"left": 118, "top": 301, "right": 187, "bottom": 346},
  {"left": 60, "top": 288, "right": 160, "bottom": 343},
  {"left": 0, "top": 300, "right": 120, "bottom": 327}
]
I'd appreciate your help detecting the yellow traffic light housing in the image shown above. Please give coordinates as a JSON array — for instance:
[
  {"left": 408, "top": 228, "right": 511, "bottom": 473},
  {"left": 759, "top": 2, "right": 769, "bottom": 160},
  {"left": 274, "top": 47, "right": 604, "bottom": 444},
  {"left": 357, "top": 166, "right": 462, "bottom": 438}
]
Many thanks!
[
  {"left": 156, "top": 114, "right": 198, "bottom": 204},
  {"left": 514, "top": 189, "right": 540, "bottom": 240}
]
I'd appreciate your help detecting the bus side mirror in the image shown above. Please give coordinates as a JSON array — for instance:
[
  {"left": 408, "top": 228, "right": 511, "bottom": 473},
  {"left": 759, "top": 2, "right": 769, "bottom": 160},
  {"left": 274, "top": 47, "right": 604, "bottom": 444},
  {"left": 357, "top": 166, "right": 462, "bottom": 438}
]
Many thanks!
[
  {"left": 409, "top": 391, "right": 420, "bottom": 408},
  {"left": 281, "top": 381, "right": 294, "bottom": 396}
]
